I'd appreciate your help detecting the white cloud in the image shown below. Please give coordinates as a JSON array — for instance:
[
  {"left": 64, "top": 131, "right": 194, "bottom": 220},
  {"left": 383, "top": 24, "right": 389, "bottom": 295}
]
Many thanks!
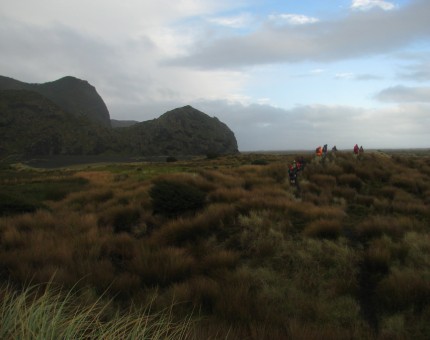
[
  {"left": 208, "top": 13, "right": 253, "bottom": 28},
  {"left": 351, "top": 0, "right": 396, "bottom": 11},
  {"left": 268, "top": 13, "right": 319, "bottom": 26},
  {"left": 335, "top": 72, "right": 355, "bottom": 79},
  {"left": 310, "top": 69, "right": 325, "bottom": 75}
]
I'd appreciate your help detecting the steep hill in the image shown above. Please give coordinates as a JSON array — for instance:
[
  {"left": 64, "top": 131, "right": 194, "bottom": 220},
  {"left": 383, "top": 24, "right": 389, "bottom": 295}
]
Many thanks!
[
  {"left": 120, "top": 105, "right": 239, "bottom": 156},
  {"left": 0, "top": 75, "right": 239, "bottom": 160},
  {"left": 0, "top": 90, "right": 117, "bottom": 160},
  {"left": 0, "top": 75, "right": 111, "bottom": 127}
]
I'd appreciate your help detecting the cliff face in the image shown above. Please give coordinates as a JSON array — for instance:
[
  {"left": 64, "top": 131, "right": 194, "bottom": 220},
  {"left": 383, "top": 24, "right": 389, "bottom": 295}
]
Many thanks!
[{"left": 0, "top": 76, "right": 111, "bottom": 127}]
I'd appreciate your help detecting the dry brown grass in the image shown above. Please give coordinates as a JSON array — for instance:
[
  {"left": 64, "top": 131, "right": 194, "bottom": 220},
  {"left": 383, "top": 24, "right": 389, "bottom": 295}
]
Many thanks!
[
  {"left": 375, "top": 269, "right": 430, "bottom": 313},
  {"left": 356, "top": 215, "right": 414, "bottom": 241},
  {"left": 1, "top": 151, "right": 429, "bottom": 338},
  {"left": 207, "top": 187, "right": 249, "bottom": 203},
  {"left": 309, "top": 174, "right": 337, "bottom": 188},
  {"left": 303, "top": 219, "right": 343, "bottom": 239},
  {"left": 337, "top": 173, "right": 362, "bottom": 190},
  {"left": 74, "top": 171, "right": 114, "bottom": 184},
  {"left": 149, "top": 204, "right": 236, "bottom": 246}
]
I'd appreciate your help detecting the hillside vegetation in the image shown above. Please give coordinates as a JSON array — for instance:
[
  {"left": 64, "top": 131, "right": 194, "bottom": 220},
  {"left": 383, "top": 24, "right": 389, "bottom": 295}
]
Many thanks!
[{"left": 0, "top": 151, "right": 429, "bottom": 339}]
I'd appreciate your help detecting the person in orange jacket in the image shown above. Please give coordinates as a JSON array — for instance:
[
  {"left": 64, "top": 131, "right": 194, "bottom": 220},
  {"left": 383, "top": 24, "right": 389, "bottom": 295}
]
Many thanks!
[{"left": 316, "top": 146, "right": 323, "bottom": 157}]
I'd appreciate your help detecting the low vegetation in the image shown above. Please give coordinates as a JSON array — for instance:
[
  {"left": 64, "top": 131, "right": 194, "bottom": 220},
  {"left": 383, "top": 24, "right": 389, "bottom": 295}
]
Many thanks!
[{"left": 0, "top": 150, "right": 429, "bottom": 339}]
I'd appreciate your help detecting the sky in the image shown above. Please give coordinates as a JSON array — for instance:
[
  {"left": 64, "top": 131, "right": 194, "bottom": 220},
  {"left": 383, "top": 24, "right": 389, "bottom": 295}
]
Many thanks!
[{"left": 1, "top": 0, "right": 429, "bottom": 151}]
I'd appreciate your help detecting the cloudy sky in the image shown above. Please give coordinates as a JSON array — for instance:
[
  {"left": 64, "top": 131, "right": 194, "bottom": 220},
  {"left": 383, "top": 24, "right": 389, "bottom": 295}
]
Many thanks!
[{"left": 1, "top": 0, "right": 429, "bottom": 151}]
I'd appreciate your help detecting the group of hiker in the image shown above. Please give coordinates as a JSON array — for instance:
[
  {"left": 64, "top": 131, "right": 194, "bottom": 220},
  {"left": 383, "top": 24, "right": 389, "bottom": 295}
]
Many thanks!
[
  {"left": 287, "top": 144, "right": 365, "bottom": 187},
  {"left": 315, "top": 144, "right": 364, "bottom": 158},
  {"left": 353, "top": 144, "right": 364, "bottom": 155}
]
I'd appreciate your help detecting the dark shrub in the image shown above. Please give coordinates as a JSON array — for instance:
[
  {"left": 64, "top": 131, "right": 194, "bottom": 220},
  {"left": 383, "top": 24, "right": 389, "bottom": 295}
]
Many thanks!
[
  {"left": 166, "top": 156, "right": 178, "bottom": 163},
  {"left": 0, "top": 192, "right": 45, "bottom": 216},
  {"left": 206, "top": 152, "right": 220, "bottom": 160},
  {"left": 251, "top": 159, "right": 269, "bottom": 165},
  {"left": 150, "top": 180, "right": 206, "bottom": 216}
]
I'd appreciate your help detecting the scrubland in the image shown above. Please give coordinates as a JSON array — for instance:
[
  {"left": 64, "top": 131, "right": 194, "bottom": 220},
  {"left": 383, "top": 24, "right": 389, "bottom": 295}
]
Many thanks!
[{"left": 0, "top": 151, "right": 429, "bottom": 339}]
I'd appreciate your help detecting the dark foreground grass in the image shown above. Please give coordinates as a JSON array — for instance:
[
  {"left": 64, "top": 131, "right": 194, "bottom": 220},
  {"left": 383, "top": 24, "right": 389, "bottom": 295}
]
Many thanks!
[{"left": 0, "top": 151, "right": 429, "bottom": 339}]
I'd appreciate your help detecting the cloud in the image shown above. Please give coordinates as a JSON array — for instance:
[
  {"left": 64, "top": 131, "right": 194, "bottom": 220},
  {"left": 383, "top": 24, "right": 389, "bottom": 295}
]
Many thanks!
[
  {"left": 208, "top": 13, "right": 253, "bottom": 28},
  {"left": 375, "top": 85, "right": 430, "bottom": 103},
  {"left": 355, "top": 73, "right": 383, "bottom": 80},
  {"left": 167, "top": 0, "right": 430, "bottom": 69},
  {"left": 192, "top": 100, "right": 430, "bottom": 151},
  {"left": 351, "top": 0, "right": 396, "bottom": 11},
  {"left": 335, "top": 72, "right": 355, "bottom": 79},
  {"left": 398, "top": 59, "right": 430, "bottom": 82},
  {"left": 268, "top": 13, "right": 319, "bottom": 26}
]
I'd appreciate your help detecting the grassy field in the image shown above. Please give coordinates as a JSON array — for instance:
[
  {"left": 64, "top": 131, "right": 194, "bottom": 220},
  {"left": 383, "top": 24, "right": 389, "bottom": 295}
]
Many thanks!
[{"left": 0, "top": 150, "right": 429, "bottom": 339}]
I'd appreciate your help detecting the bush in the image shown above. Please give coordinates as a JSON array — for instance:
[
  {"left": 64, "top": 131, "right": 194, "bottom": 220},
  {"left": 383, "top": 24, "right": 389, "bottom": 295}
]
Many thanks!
[{"left": 150, "top": 180, "right": 206, "bottom": 216}]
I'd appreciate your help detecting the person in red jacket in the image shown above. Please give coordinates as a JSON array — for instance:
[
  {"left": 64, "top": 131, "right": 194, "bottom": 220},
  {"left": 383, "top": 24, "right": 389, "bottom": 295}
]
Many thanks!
[{"left": 353, "top": 144, "right": 359, "bottom": 155}]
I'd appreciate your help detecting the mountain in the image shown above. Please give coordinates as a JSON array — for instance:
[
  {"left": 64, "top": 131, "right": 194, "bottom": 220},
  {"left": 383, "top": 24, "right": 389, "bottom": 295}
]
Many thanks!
[
  {"left": 111, "top": 119, "right": 139, "bottom": 128},
  {"left": 0, "top": 90, "right": 118, "bottom": 159},
  {"left": 0, "top": 75, "right": 239, "bottom": 160},
  {"left": 119, "top": 106, "right": 238, "bottom": 156},
  {"left": 0, "top": 75, "right": 111, "bottom": 127}
]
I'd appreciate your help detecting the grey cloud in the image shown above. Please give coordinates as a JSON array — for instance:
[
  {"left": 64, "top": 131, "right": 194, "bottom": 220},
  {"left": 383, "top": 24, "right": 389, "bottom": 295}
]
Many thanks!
[
  {"left": 186, "top": 100, "right": 429, "bottom": 151},
  {"left": 375, "top": 85, "right": 430, "bottom": 103},
  {"left": 0, "top": 16, "right": 117, "bottom": 82},
  {"left": 398, "top": 60, "right": 430, "bottom": 81},
  {"left": 355, "top": 74, "right": 383, "bottom": 81},
  {"left": 166, "top": 0, "right": 430, "bottom": 69}
]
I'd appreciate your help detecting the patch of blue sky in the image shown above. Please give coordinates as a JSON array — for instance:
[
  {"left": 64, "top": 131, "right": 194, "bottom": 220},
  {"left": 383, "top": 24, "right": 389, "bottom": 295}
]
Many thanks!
[{"left": 242, "top": 55, "right": 400, "bottom": 109}]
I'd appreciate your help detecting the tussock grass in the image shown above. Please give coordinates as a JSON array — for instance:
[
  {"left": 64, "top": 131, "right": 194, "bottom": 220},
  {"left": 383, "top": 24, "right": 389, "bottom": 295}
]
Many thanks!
[
  {"left": 98, "top": 205, "right": 141, "bottom": 233},
  {"left": 0, "top": 282, "right": 192, "bottom": 340},
  {"left": 309, "top": 174, "right": 337, "bottom": 188},
  {"left": 356, "top": 215, "right": 413, "bottom": 241},
  {"left": 375, "top": 269, "right": 430, "bottom": 313},
  {"left": 303, "top": 219, "right": 343, "bottom": 239},
  {"left": 1, "top": 151, "right": 430, "bottom": 338},
  {"left": 337, "top": 173, "right": 362, "bottom": 190}
]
